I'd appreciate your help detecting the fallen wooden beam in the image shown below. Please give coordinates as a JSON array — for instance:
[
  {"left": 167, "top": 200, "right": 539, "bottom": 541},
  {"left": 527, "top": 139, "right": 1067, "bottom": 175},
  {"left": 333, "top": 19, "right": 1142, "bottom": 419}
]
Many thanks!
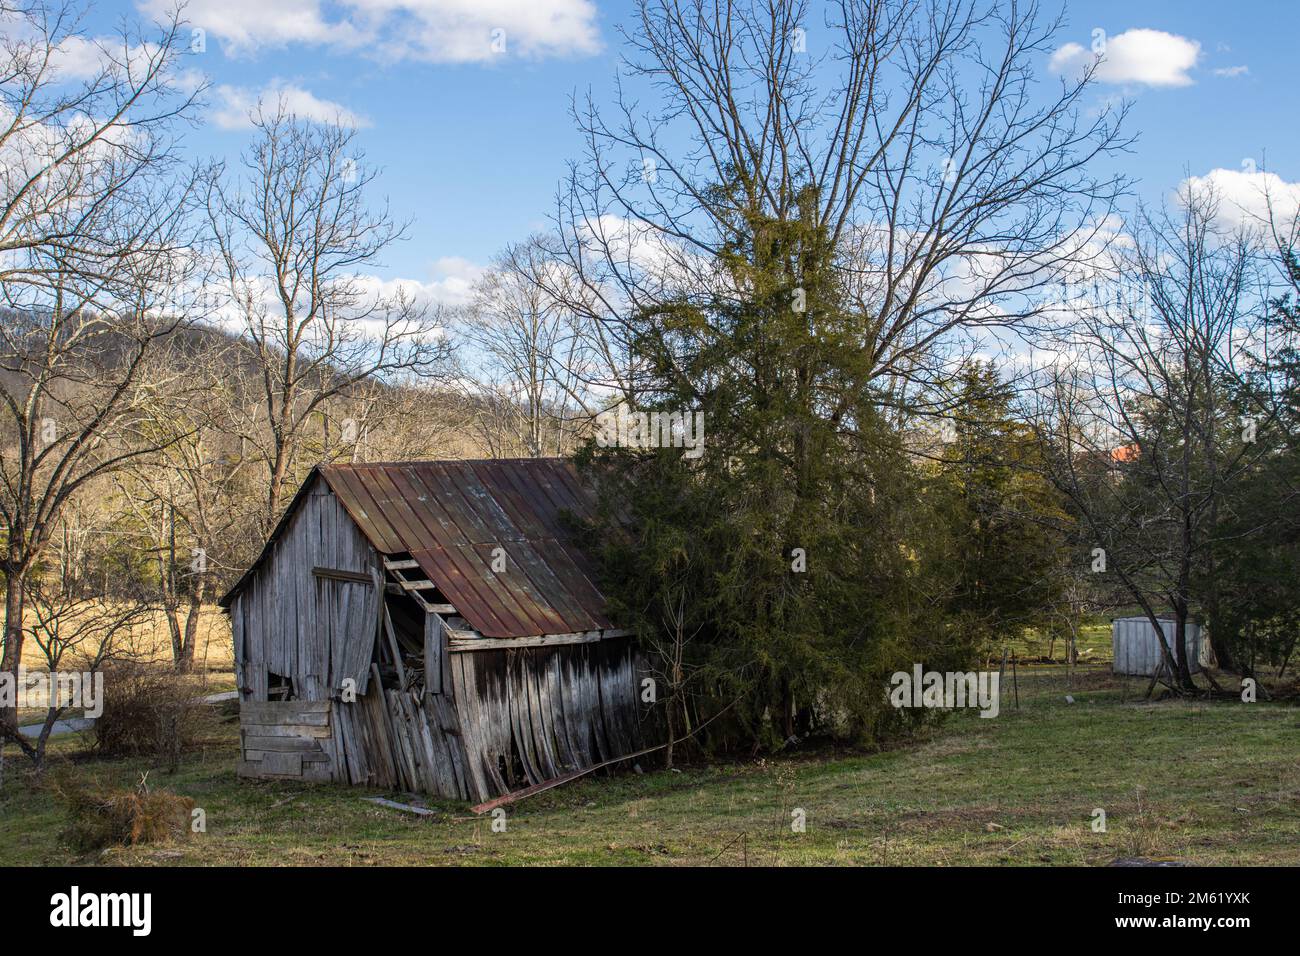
[
  {"left": 365, "top": 797, "right": 437, "bottom": 817},
  {"left": 470, "top": 741, "right": 668, "bottom": 815},
  {"left": 382, "top": 604, "right": 408, "bottom": 691},
  {"left": 469, "top": 697, "right": 743, "bottom": 815}
]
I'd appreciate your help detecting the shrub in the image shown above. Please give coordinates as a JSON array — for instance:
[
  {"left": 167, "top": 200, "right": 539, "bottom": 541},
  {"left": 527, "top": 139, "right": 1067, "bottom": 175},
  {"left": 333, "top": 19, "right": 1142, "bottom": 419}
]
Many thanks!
[
  {"left": 56, "top": 773, "right": 194, "bottom": 852},
  {"left": 93, "top": 660, "right": 204, "bottom": 767}
]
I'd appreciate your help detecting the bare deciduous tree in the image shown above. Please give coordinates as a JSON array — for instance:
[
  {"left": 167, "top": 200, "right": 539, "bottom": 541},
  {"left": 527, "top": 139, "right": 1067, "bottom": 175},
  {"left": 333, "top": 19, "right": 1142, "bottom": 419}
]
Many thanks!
[
  {"left": 13, "top": 580, "right": 151, "bottom": 767},
  {"left": 1032, "top": 187, "right": 1267, "bottom": 691},
  {"left": 114, "top": 335, "right": 260, "bottom": 671},
  {"left": 457, "top": 237, "right": 592, "bottom": 457},
  {"left": 548, "top": 0, "right": 1130, "bottom": 413},
  {"left": 207, "top": 102, "right": 454, "bottom": 530},
  {"left": 0, "top": 2, "right": 204, "bottom": 745}
]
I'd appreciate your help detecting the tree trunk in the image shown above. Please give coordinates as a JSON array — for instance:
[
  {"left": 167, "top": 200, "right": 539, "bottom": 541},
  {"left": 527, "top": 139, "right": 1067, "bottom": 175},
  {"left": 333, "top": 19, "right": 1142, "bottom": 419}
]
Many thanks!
[
  {"left": 266, "top": 437, "right": 293, "bottom": 532},
  {"left": 1173, "top": 602, "right": 1194, "bottom": 690},
  {"left": 165, "top": 603, "right": 183, "bottom": 665},
  {"left": 30, "top": 710, "right": 59, "bottom": 771},
  {"left": 1210, "top": 627, "right": 1236, "bottom": 673},
  {"left": 664, "top": 705, "right": 675, "bottom": 770},
  {"left": 779, "top": 682, "right": 795, "bottom": 740},
  {"left": 0, "top": 566, "right": 26, "bottom": 739},
  {"left": 178, "top": 578, "right": 205, "bottom": 672},
  {"left": 162, "top": 507, "right": 184, "bottom": 663}
]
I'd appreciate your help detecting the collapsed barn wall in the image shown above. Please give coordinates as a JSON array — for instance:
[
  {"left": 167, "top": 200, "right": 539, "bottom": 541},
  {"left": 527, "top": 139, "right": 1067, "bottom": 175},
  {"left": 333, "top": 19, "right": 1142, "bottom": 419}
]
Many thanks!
[
  {"left": 326, "top": 631, "right": 650, "bottom": 802},
  {"left": 234, "top": 636, "right": 648, "bottom": 800},
  {"left": 451, "top": 639, "right": 649, "bottom": 802}
]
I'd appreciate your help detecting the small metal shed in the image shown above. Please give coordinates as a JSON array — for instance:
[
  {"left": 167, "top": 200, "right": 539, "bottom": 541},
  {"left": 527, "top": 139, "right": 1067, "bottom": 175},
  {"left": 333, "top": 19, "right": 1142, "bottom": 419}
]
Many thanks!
[{"left": 1111, "top": 616, "right": 1208, "bottom": 676}]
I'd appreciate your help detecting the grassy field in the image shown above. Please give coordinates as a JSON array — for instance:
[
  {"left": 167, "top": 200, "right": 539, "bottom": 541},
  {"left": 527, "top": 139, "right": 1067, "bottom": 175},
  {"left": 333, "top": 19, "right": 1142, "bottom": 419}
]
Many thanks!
[
  {"left": 2, "top": 662, "right": 1296, "bottom": 866},
  {"left": 993, "top": 622, "right": 1113, "bottom": 663},
  {"left": 17, "top": 605, "right": 234, "bottom": 672},
  {"left": 14, "top": 606, "right": 235, "bottom": 725}
]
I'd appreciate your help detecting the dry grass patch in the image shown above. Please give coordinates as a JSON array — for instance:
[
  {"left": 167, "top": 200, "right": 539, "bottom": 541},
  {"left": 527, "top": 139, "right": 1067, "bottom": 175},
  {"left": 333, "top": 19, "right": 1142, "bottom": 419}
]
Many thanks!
[{"left": 54, "top": 772, "right": 195, "bottom": 853}]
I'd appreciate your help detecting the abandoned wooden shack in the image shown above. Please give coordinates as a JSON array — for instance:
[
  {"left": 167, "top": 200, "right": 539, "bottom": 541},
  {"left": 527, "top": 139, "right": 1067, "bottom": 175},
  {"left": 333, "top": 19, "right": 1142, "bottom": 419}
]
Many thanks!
[{"left": 219, "top": 458, "right": 653, "bottom": 803}]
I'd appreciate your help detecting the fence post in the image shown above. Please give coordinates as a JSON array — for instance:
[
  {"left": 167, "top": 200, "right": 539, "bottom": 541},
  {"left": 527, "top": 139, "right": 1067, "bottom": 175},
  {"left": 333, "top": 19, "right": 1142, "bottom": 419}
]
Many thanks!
[{"left": 999, "top": 648, "right": 1007, "bottom": 707}]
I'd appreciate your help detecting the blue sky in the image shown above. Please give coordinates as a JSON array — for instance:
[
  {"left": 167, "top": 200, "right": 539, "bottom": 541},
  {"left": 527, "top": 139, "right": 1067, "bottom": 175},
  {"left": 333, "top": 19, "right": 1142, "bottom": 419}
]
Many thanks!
[{"left": 92, "top": 0, "right": 1300, "bottom": 299}]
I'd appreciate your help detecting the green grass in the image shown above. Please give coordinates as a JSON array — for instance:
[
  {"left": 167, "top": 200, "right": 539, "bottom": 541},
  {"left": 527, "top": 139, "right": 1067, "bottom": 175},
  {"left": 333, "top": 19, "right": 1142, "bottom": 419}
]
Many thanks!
[
  {"left": 2, "top": 664, "right": 1297, "bottom": 866},
  {"left": 995, "top": 623, "right": 1113, "bottom": 663}
]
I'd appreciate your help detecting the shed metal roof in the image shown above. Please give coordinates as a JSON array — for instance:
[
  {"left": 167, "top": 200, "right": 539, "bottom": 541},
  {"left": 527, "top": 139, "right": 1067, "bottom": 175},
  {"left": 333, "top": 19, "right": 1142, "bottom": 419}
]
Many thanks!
[{"left": 222, "top": 459, "right": 614, "bottom": 639}]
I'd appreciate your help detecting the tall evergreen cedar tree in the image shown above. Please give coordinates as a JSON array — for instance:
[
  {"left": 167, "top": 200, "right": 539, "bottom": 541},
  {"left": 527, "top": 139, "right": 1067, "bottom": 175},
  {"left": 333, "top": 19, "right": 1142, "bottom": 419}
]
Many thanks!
[
  {"left": 1208, "top": 248, "right": 1300, "bottom": 675},
  {"left": 928, "top": 365, "right": 1071, "bottom": 651},
  {"left": 575, "top": 188, "right": 1069, "bottom": 753}
]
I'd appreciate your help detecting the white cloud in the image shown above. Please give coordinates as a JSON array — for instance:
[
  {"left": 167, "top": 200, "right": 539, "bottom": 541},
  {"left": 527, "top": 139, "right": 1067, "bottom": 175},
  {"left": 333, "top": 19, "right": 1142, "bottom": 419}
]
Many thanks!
[
  {"left": 349, "top": 0, "right": 602, "bottom": 63},
  {"left": 201, "top": 262, "right": 480, "bottom": 341},
  {"left": 1049, "top": 29, "right": 1201, "bottom": 87},
  {"left": 334, "top": 258, "right": 489, "bottom": 317},
  {"left": 212, "top": 82, "right": 372, "bottom": 130},
  {"left": 140, "top": 0, "right": 601, "bottom": 63},
  {"left": 1179, "top": 168, "right": 1300, "bottom": 230},
  {"left": 41, "top": 32, "right": 203, "bottom": 93},
  {"left": 49, "top": 35, "right": 118, "bottom": 80},
  {"left": 356, "top": 257, "right": 489, "bottom": 309},
  {"left": 1213, "top": 65, "right": 1249, "bottom": 78},
  {"left": 138, "top": 0, "right": 363, "bottom": 57},
  {"left": 429, "top": 256, "right": 489, "bottom": 304}
]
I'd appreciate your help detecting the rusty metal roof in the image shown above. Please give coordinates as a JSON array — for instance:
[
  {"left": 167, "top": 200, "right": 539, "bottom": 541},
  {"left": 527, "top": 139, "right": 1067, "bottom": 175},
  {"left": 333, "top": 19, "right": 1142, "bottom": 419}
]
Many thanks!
[{"left": 222, "top": 459, "right": 614, "bottom": 640}]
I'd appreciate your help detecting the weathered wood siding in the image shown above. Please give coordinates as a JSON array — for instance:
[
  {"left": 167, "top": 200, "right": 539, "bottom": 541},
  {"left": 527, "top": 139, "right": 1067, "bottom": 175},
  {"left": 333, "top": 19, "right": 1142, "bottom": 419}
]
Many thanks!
[
  {"left": 237, "top": 700, "right": 336, "bottom": 781},
  {"left": 424, "top": 613, "right": 448, "bottom": 695},
  {"left": 230, "top": 474, "right": 380, "bottom": 704},
  {"left": 451, "top": 639, "right": 650, "bottom": 803},
  {"left": 319, "top": 639, "right": 652, "bottom": 803},
  {"left": 235, "top": 632, "right": 653, "bottom": 800}
]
